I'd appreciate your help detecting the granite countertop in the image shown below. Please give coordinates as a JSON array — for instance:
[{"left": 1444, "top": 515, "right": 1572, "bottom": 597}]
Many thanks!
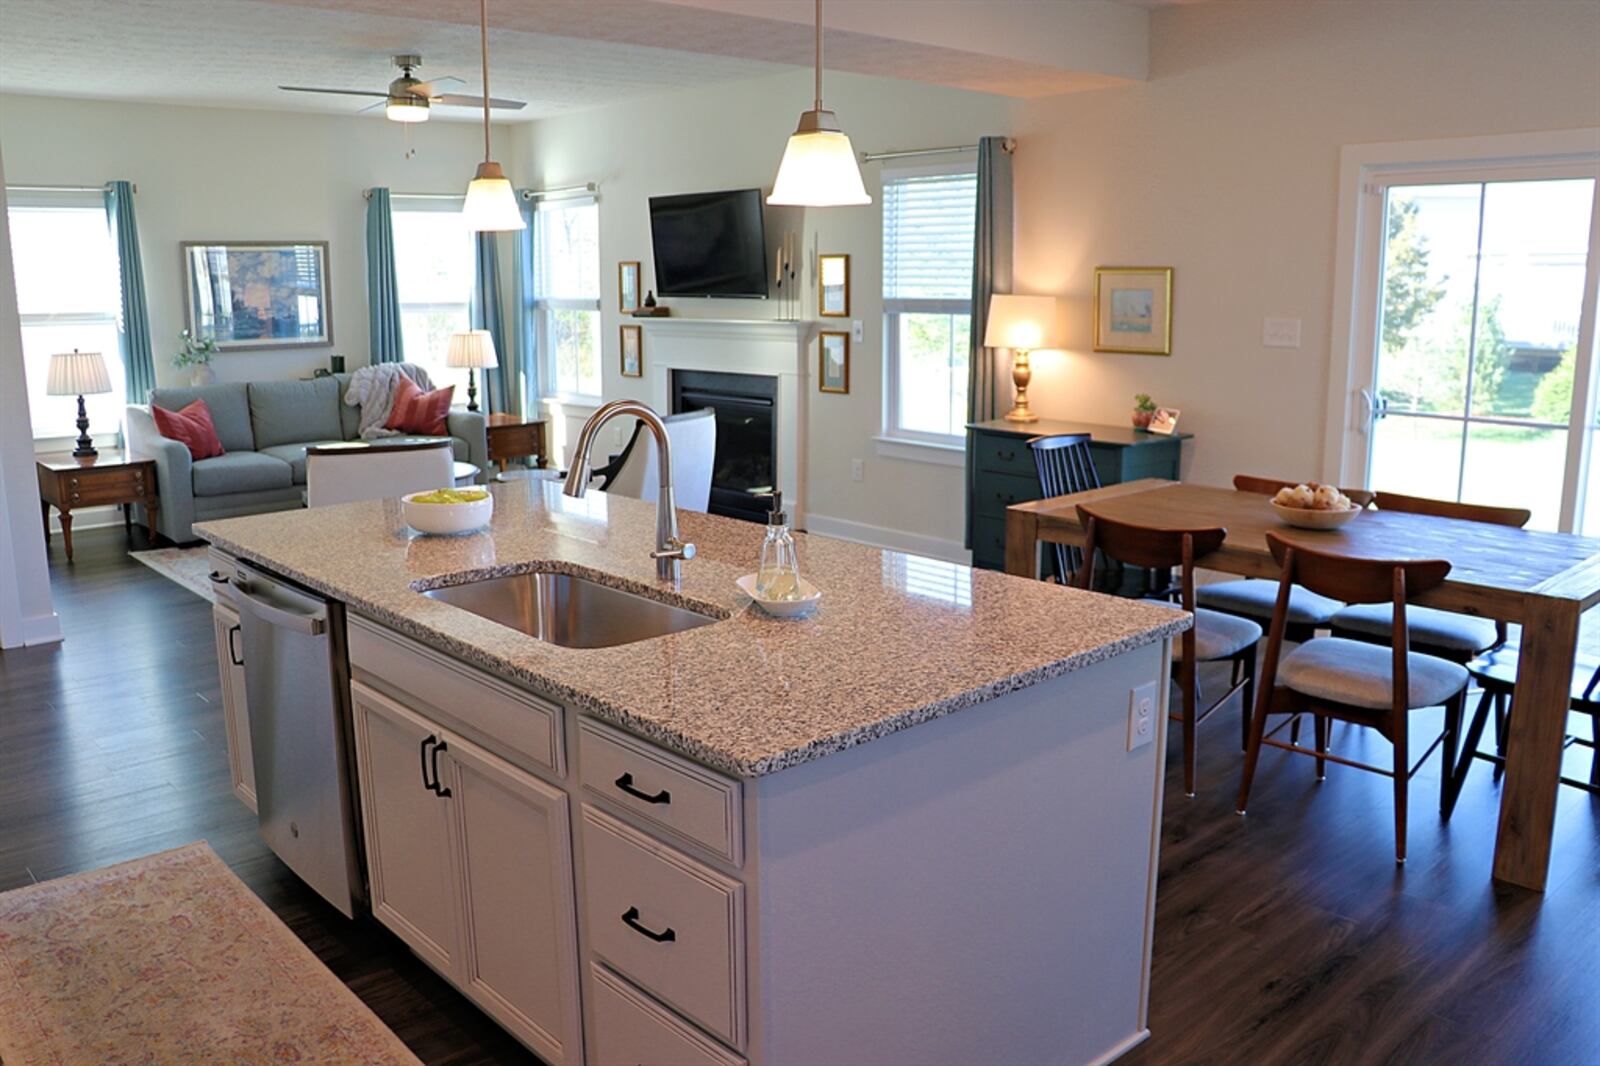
[{"left": 195, "top": 481, "right": 1191, "bottom": 778}]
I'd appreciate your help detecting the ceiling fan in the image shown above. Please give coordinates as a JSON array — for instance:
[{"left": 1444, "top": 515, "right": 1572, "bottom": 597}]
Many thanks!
[{"left": 279, "top": 54, "right": 525, "bottom": 123}]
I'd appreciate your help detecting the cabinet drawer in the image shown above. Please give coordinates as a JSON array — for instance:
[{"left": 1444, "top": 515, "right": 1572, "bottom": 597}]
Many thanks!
[
  {"left": 349, "top": 617, "right": 564, "bottom": 777},
  {"left": 579, "top": 718, "right": 743, "bottom": 866},
  {"left": 972, "top": 515, "right": 1009, "bottom": 569},
  {"left": 582, "top": 806, "right": 746, "bottom": 1049},
  {"left": 972, "top": 433, "right": 1034, "bottom": 477},
  {"left": 973, "top": 472, "right": 1043, "bottom": 517},
  {"left": 589, "top": 964, "right": 745, "bottom": 1066},
  {"left": 62, "top": 468, "right": 151, "bottom": 506}
]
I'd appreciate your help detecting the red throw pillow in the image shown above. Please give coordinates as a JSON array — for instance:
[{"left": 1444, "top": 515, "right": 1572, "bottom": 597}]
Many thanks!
[
  {"left": 151, "top": 399, "right": 226, "bottom": 460},
  {"left": 384, "top": 376, "right": 454, "bottom": 436}
]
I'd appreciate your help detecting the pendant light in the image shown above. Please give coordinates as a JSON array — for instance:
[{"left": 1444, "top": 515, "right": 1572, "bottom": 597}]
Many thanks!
[
  {"left": 461, "top": 0, "right": 525, "bottom": 231},
  {"left": 767, "top": 0, "right": 870, "bottom": 207}
]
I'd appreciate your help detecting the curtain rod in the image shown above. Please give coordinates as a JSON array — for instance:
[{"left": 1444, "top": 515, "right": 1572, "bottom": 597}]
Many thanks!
[
  {"left": 6, "top": 182, "right": 134, "bottom": 194},
  {"left": 362, "top": 189, "right": 462, "bottom": 201},
  {"left": 860, "top": 138, "right": 1013, "bottom": 163},
  {"left": 521, "top": 182, "right": 597, "bottom": 201}
]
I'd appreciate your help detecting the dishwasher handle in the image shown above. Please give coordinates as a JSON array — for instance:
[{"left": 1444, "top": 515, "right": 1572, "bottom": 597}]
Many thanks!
[{"left": 228, "top": 577, "right": 328, "bottom": 636}]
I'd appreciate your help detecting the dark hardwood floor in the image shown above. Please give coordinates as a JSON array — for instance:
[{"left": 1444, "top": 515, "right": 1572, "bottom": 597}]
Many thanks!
[{"left": 3, "top": 528, "right": 1596, "bottom": 1064}]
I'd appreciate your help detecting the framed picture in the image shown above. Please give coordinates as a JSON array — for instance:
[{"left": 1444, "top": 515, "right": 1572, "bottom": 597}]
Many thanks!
[
  {"left": 819, "top": 331, "right": 849, "bottom": 393},
  {"left": 619, "top": 261, "right": 641, "bottom": 313},
  {"left": 1148, "top": 407, "right": 1181, "bottom": 435},
  {"left": 819, "top": 253, "right": 849, "bottom": 317},
  {"left": 1093, "top": 267, "right": 1173, "bottom": 355},
  {"left": 180, "top": 241, "right": 331, "bottom": 351},
  {"left": 620, "top": 324, "right": 643, "bottom": 378}
]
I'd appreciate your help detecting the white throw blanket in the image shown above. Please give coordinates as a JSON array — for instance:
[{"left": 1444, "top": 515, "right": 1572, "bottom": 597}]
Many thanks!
[{"left": 344, "top": 363, "right": 436, "bottom": 440}]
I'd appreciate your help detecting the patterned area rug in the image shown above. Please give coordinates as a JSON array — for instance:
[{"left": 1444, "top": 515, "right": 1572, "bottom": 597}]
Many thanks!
[
  {"left": 0, "top": 843, "right": 419, "bottom": 1066},
  {"left": 130, "top": 545, "right": 216, "bottom": 604}
]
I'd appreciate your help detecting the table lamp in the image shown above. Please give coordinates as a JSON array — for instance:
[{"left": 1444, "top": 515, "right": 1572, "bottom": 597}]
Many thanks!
[
  {"left": 446, "top": 330, "right": 499, "bottom": 413},
  {"left": 984, "top": 294, "right": 1058, "bottom": 423},
  {"left": 47, "top": 349, "right": 113, "bottom": 459}
]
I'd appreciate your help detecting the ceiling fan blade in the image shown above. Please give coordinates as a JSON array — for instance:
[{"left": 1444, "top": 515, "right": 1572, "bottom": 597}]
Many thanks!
[
  {"left": 433, "top": 93, "right": 526, "bottom": 111},
  {"left": 279, "top": 85, "right": 389, "bottom": 98},
  {"left": 410, "top": 75, "right": 465, "bottom": 96},
  {"left": 358, "top": 100, "right": 387, "bottom": 114}
]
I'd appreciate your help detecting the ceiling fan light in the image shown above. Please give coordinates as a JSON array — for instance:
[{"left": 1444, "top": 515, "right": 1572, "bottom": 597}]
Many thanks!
[
  {"left": 462, "top": 161, "right": 525, "bottom": 231},
  {"left": 385, "top": 95, "right": 430, "bottom": 123},
  {"left": 767, "top": 110, "right": 871, "bottom": 207}
]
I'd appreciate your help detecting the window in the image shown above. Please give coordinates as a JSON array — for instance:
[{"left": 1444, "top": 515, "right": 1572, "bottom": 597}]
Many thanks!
[
  {"left": 883, "top": 165, "right": 977, "bottom": 446},
  {"left": 531, "top": 197, "right": 601, "bottom": 399},
  {"left": 392, "top": 199, "right": 476, "bottom": 394},
  {"left": 6, "top": 191, "right": 127, "bottom": 441}
]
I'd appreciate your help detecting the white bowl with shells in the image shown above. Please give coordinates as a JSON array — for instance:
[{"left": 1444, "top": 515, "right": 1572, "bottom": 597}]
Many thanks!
[{"left": 1269, "top": 484, "right": 1362, "bottom": 530}]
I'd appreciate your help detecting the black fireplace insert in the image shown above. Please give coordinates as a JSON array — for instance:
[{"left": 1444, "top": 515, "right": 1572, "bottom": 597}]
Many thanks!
[{"left": 670, "top": 369, "right": 777, "bottom": 523}]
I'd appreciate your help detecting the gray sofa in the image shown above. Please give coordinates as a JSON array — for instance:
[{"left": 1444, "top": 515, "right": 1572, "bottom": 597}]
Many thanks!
[{"left": 126, "top": 375, "right": 487, "bottom": 543}]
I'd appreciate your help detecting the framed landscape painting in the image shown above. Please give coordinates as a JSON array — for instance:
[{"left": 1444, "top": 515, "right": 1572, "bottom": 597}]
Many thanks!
[
  {"left": 1094, "top": 266, "right": 1172, "bottom": 355},
  {"left": 819, "top": 331, "right": 849, "bottom": 393},
  {"left": 181, "top": 240, "right": 331, "bottom": 351},
  {"left": 620, "top": 324, "right": 643, "bottom": 378}
]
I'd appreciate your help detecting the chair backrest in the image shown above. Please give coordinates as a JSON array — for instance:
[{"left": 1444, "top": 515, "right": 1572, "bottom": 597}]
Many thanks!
[
  {"left": 1372, "top": 490, "right": 1530, "bottom": 529},
  {"left": 1031, "top": 434, "right": 1102, "bottom": 498},
  {"left": 305, "top": 441, "right": 455, "bottom": 507},
  {"left": 603, "top": 409, "right": 717, "bottom": 513},
  {"left": 1265, "top": 531, "right": 1450, "bottom": 608},
  {"left": 1076, "top": 504, "right": 1226, "bottom": 611},
  {"left": 1233, "top": 473, "right": 1374, "bottom": 509}
]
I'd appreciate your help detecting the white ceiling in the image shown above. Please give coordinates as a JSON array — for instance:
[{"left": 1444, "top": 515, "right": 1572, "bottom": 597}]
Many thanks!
[{"left": 0, "top": 0, "right": 1158, "bottom": 122}]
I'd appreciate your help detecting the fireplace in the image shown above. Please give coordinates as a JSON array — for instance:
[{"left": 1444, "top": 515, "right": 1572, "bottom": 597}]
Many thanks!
[{"left": 670, "top": 369, "right": 777, "bottom": 523}]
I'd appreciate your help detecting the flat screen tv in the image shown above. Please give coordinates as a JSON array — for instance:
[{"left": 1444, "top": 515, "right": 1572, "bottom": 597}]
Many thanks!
[{"left": 649, "top": 189, "right": 769, "bottom": 299}]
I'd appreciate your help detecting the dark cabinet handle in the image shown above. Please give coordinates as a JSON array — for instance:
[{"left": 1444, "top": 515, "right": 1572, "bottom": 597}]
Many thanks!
[
  {"left": 614, "top": 772, "right": 671, "bottom": 805},
  {"left": 996, "top": 449, "right": 1016, "bottom": 461},
  {"left": 431, "top": 740, "right": 451, "bottom": 798},
  {"left": 420, "top": 736, "right": 437, "bottom": 792},
  {"left": 621, "top": 906, "right": 676, "bottom": 943},
  {"left": 209, "top": 570, "right": 229, "bottom": 585},
  {"left": 227, "top": 624, "right": 243, "bottom": 667}
]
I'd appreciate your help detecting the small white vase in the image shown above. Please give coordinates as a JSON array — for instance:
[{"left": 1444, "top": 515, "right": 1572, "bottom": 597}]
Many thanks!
[{"left": 190, "top": 364, "right": 217, "bottom": 386}]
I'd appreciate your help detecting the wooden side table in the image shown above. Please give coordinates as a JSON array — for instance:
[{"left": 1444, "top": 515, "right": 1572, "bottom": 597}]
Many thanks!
[
  {"left": 485, "top": 413, "right": 550, "bottom": 472},
  {"left": 37, "top": 450, "right": 159, "bottom": 562}
]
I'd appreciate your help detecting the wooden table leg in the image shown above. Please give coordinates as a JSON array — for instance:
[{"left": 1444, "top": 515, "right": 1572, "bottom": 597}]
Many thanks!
[
  {"left": 1492, "top": 597, "right": 1581, "bottom": 891},
  {"left": 1005, "top": 509, "right": 1041, "bottom": 580},
  {"left": 123, "top": 502, "right": 133, "bottom": 533},
  {"left": 58, "top": 509, "right": 74, "bottom": 563},
  {"left": 40, "top": 500, "right": 50, "bottom": 543},
  {"left": 146, "top": 502, "right": 159, "bottom": 542}
]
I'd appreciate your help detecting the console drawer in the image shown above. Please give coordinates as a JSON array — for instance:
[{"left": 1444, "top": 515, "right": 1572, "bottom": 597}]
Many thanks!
[
  {"left": 582, "top": 806, "right": 746, "bottom": 1049},
  {"left": 579, "top": 718, "right": 742, "bottom": 866},
  {"left": 588, "top": 964, "right": 745, "bottom": 1066}
]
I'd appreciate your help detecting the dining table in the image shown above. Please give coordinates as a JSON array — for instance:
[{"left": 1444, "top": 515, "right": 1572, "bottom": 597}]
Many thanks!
[{"left": 1005, "top": 478, "right": 1600, "bottom": 892}]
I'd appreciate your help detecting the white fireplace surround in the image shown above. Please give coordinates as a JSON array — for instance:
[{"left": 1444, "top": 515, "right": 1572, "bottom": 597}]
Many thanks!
[{"left": 639, "top": 317, "right": 814, "bottom": 526}]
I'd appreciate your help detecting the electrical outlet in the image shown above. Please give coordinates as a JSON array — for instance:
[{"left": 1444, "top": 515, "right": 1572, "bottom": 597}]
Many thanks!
[
  {"left": 851, "top": 458, "right": 864, "bottom": 482},
  {"left": 852, "top": 319, "right": 864, "bottom": 342},
  {"left": 1263, "top": 317, "right": 1302, "bottom": 348},
  {"left": 1127, "top": 681, "right": 1158, "bottom": 752}
]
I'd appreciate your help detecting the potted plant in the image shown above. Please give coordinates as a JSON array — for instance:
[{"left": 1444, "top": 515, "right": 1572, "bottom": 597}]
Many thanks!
[
  {"left": 173, "top": 329, "right": 218, "bottom": 385},
  {"left": 1132, "top": 393, "right": 1157, "bottom": 429}
]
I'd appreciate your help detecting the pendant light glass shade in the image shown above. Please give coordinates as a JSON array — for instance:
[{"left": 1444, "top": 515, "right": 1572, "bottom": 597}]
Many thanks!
[
  {"left": 767, "top": 0, "right": 870, "bottom": 208},
  {"left": 463, "top": 161, "right": 525, "bottom": 232},
  {"left": 385, "top": 95, "right": 430, "bottom": 123}
]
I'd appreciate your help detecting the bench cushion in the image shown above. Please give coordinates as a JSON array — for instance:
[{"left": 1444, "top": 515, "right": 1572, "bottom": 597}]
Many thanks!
[
  {"left": 1279, "top": 637, "right": 1468, "bottom": 711},
  {"left": 191, "top": 451, "right": 294, "bottom": 496}
]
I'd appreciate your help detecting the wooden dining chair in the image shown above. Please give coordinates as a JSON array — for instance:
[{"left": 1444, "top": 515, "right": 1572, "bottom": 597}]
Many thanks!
[
  {"left": 1077, "top": 505, "right": 1261, "bottom": 797},
  {"left": 1328, "top": 490, "right": 1529, "bottom": 663},
  {"left": 1195, "top": 475, "right": 1371, "bottom": 642},
  {"left": 1029, "top": 434, "right": 1101, "bottom": 582},
  {"left": 1237, "top": 533, "right": 1471, "bottom": 863}
]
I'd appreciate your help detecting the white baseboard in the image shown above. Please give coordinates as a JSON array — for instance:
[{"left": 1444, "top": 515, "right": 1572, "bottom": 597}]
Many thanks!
[
  {"left": 1, "top": 609, "right": 62, "bottom": 648},
  {"left": 802, "top": 513, "right": 971, "bottom": 566}
]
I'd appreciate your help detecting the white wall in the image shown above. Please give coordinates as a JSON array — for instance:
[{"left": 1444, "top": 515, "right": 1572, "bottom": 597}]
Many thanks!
[
  {"left": 512, "top": 68, "right": 1012, "bottom": 550},
  {"left": 1012, "top": 0, "right": 1600, "bottom": 489},
  {"left": 0, "top": 94, "right": 511, "bottom": 388}
]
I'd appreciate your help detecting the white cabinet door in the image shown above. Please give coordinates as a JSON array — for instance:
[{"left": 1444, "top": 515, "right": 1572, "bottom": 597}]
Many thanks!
[
  {"left": 350, "top": 681, "right": 461, "bottom": 975},
  {"left": 211, "top": 602, "right": 256, "bottom": 812},
  {"left": 446, "top": 736, "right": 583, "bottom": 1066}
]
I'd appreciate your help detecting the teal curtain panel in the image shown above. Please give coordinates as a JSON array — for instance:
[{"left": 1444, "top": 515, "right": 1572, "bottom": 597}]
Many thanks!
[
  {"left": 104, "top": 180, "right": 156, "bottom": 402},
  {"left": 365, "top": 188, "right": 405, "bottom": 364}
]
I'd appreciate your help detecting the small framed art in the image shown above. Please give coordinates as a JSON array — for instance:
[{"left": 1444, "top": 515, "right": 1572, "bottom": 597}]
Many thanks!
[
  {"left": 819, "top": 331, "right": 849, "bottom": 393},
  {"left": 620, "top": 324, "right": 642, "bottom": 378},
  {"left": 1148, "top": 407, "right": 1181, "bottom": 435},
  {"left": 1093, "top": 266, "right": 1173, "bottom": 355},
  {"left": 819, "top": 253, "right": 849, "bottom": 317},
  {"left": 619, "top": 261, "right": 641, "bottom": 313}
]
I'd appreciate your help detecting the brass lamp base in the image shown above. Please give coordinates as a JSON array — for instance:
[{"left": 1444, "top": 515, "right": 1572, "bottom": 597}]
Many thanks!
[{"left": 1002, "top": 348, "right": 1039, "bottom": 423}]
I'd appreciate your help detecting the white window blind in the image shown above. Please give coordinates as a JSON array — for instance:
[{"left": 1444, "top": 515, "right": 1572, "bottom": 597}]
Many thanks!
[
  {"left": 531, "top": 196, "right": 601, "bottom": 398},
  {"left": 883, "top": 170, "right": 977, "bottom": 302},
  {"left": 391, "top": 198, "right": 475, "bottom": 394}
]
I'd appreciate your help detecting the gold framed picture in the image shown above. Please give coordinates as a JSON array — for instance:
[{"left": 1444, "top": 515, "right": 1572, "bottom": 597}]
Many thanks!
[
  {"left": 619, "top": 261, "right": 641, "bottom": 314},
  {"left": 819, "top": 253, "right": 849, "bottom": 317},
  {"left": 1093, "top": 267, "right": 1173, "bottom": 355},
  {"left": 819, "top": 331, "right": 849, "bottom": 393},
  {"left": 620, "top": 324, "right": 642, "bottom": 378}
]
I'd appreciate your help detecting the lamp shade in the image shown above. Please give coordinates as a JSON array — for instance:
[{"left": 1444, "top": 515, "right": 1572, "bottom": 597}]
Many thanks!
[
  {"left": 462, "top": 161, "right": 526, "bottom": 232},
  {"left": 446, "top": 329, "right": 499, "bottom": 369},
  {"left": 767, "top": 111, "right": 871, "bottom": 207},
  {"left": 984, "top": 295, "right": 1058, "bottom": 350},
  {"left": 46, "top": 349, "right": 113, "bottom": 396}
]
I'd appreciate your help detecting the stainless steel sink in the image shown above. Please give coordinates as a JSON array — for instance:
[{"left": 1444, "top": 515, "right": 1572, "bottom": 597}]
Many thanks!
[{"left": 422, "top": 571, "right": 718, "bottom": 649}]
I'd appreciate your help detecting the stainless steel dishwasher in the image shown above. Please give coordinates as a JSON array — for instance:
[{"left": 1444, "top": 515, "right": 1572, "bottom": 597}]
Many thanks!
[{"left": 226, "top": 559, "right": 364, "bottom": 918}]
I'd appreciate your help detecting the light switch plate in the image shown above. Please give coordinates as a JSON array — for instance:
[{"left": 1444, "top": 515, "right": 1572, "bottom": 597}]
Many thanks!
[
  {"left": 1263, "top": 317, "right": 1302, "bottom": 348},
  {"left": 852, "top": 319, "right": 864, "bottom": 342},
  {"left": 1128, "top": 681, "right": 1158, "bottom": 752}
]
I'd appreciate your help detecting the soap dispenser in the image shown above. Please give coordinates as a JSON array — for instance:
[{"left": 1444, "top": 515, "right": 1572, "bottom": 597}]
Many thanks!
[{"left": 756, "top": 491, "right": 802, "bottom": 601}]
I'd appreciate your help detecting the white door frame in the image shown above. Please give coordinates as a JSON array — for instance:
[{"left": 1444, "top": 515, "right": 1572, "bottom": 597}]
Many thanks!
[{"left": 1322, "top": 128, "right": 1600, "bottom": 528}]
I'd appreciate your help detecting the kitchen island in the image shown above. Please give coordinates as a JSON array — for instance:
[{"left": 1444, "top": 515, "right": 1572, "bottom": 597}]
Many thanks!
[{"left": 196, "top": 478, "right": 1189, "bottom": 1066}]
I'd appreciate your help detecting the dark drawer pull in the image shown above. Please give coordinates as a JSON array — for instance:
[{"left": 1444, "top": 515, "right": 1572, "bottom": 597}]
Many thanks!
[
  {"left": 420, "top": 736, "right": 437, "bottom": 791},
  {"left": 209, "top": 570, "right": 230, "bottom": 585},
  {"left": 614, "top": 772, "right": 671, "bottom": 805},
  {"left": 621, "top": 906, "right": 676, "bottom": 943},
  {"left": 227, "top": 624, "right": 243, "bottom": 667},
  {"left": 431, "top": 740, "right": 452, "bottom": 798}
]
